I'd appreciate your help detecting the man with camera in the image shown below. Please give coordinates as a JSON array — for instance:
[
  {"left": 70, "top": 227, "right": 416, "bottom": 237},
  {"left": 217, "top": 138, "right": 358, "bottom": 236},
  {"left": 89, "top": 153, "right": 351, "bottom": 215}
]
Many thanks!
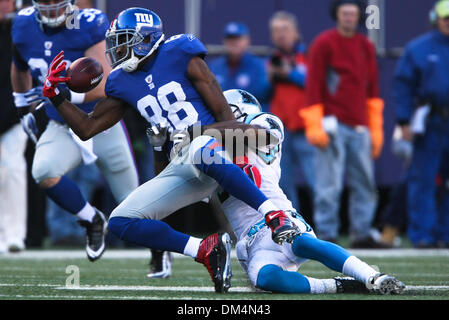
[{"left": 268, "top": 11, "right": 314, "bottom": 213}]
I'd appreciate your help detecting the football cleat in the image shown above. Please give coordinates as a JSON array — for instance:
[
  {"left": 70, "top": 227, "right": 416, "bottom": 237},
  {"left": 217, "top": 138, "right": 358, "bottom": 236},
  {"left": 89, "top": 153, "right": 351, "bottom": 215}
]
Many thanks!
[
  {"left": 147, "top": 250, "right": 173, "bottom": 279},
  {"left": 78, "top": 209, "right": 107, "bottom": 262},
  {"left": 265, "top": 210, "right": 301, "bottom": 245},
  {"left": 195, "top": 233, "right": 232, "bottom": 293},
  {"left": 367, "top": 273, "right": 406, "bottom": 295},
  {"left": 335, "top": 277, "right": 370, "bottom": 294}
]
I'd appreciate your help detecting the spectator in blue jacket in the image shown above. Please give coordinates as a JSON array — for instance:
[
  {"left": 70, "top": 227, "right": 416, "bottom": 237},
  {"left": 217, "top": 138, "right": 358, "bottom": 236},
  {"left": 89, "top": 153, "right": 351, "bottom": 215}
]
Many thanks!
[
  {"left": 392, "top": 0, "right": 449, "bottom": 248},
  {"left": 208, "top": 22, "right": 270, "bottom": 111}
]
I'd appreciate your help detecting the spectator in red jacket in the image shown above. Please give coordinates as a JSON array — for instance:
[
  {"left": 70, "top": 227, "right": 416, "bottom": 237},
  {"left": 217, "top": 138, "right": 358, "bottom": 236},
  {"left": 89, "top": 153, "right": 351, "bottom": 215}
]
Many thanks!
[
  {"left": 299, "top": 0, "right": 386, "bottom": 247},
  {"left": 268, "top": 11, "right": 315, "bottom": 212}
]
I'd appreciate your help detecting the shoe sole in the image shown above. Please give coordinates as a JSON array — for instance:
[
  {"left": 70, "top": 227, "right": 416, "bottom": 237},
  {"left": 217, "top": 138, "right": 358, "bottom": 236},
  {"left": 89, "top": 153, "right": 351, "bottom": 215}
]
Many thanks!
[
  {"left": 377, "top": 276, "right": 406, "bottom": 295},
  {"left": 273, "top": 227, "right": 301, "bottom": 245},
  {"left": 214, "top": 233, "right": 233, "bottom": 293},
  {"left": 86, "top": 213, "right": 108, "bottom": 262}
]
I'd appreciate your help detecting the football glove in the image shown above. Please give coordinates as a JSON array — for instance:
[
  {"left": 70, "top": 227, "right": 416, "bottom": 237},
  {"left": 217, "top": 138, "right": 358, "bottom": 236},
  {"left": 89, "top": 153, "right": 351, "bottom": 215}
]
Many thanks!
[
  {"left": 146, "top": 121, "right": 169, "bottom": 148},
  {"left": 24, "top": 86, "right": 49, "bottom": 108},
  {"left": 43, "top": 50, "right": 71, "bottom": 98}
]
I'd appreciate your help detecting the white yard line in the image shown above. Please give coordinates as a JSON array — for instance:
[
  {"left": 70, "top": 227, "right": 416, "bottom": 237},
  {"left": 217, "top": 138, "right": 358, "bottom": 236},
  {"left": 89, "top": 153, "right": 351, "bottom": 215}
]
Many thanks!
[
  {"left": 0, "top": 294, "right": 204, "bottom": 300},
  {"left": 1, "top": 283, "right": 448, "bottom": 292},
  {"left": 1, "top": 248, "right": 448, "bottom": 260}
]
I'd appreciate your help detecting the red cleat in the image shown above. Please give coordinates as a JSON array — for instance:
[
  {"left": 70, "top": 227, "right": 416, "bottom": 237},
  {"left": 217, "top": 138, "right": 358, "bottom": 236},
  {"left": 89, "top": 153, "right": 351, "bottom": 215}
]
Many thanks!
[
  {"left": 265, "top": 210, "right": 301, "bottom": 245},
  {"left": 195, "top": 233, "right": 232, "bottom": 293}
]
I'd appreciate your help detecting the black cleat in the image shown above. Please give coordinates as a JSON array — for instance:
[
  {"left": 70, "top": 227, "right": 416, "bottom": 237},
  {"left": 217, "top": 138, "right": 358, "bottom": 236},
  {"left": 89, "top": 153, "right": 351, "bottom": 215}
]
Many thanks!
[
  {"left": 195, "top": 233, "right": 232, "bottom": 293},
  {"left": 147, "top": 250, "right": 172, "bottom": 279},
  {"left": 335, "top": 277, "right": 370, "bottom": 294},
  {"left": 265, "top": 210, "right": 301, "bottom": 245},
  {"left": 367, "top": 273, "right": 406, "bottom": 295},
  {"left": 78, "top": 209, "right": 107, "bottom": 262}
]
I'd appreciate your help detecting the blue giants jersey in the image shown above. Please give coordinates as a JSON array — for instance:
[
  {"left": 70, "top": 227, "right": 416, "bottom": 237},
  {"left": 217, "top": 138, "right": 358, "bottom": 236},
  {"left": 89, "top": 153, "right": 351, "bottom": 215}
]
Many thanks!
[
  {"left": 11, "top": 6, "right": 109, "bottom": 123},
  {"left": 105, "top": 34, "right": 216, "bottom": 152}
]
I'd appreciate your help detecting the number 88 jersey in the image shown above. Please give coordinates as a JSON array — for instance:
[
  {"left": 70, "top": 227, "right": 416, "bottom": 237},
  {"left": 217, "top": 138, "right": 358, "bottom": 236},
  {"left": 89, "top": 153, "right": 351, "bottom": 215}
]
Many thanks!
[{"left": 105, "top": 34, "right": 216, "bottom": 151}]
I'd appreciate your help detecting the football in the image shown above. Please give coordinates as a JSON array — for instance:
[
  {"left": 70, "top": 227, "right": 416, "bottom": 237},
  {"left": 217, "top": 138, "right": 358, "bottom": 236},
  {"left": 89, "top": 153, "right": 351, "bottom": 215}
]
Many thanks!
[{"left": 66, "top": 57, "right": 104, "bottom": 93}]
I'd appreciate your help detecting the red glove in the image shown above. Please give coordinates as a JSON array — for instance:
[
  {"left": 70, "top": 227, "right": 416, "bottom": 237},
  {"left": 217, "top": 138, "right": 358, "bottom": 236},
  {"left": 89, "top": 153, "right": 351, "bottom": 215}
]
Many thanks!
[
  {"left": 43, "top": 51, "right": 71, "bottom": 98},
  {"left": 234, "top": 156, "right": 262, "bottom": 188}
]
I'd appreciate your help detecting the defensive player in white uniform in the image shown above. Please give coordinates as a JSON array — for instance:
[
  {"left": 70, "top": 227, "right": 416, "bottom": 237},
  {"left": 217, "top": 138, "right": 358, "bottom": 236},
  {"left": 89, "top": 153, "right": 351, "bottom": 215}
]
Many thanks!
[{"left": 219, "top": 89, "right": 406, "bottom": 295}]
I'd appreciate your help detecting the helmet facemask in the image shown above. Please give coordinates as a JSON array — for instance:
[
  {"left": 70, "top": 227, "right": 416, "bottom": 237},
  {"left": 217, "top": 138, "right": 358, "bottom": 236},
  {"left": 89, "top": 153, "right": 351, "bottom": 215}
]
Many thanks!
[
  {"left": 105, "top": 23, "right": 164, "bottom": 72},
  {"left": 230, "top": 104, "right": 245, "bottom": 122},
  {"left": 105, "top": 28, "right": 144, "bottom": 69},
  {"left": 32, "top": 0, "right": 74, "bottom": 28}
]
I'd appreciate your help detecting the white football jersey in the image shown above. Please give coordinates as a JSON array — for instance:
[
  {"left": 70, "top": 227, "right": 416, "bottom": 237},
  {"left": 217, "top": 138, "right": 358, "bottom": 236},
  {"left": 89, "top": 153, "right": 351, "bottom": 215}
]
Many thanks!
[{"left": 221, "top": 112, "right": 295, "bottom": 240}]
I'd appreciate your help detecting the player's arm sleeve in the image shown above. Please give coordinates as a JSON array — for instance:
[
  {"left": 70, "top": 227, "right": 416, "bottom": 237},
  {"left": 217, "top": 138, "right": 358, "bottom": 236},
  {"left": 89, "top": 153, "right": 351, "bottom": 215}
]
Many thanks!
[
  {"left": 392, "top": 45, "right": 420, "bottom": 125},
  {"left": 181, "top": 35, "right": 208, "bottom": 60},
  {"left": 11, "top": 37, "right": 29, "bottom": 71},
  {"left": 104, "top": 71, "right": 120, "bottom": 99},
  {"left": 87, "top": 11, "right": 110, "bottom": 45}
]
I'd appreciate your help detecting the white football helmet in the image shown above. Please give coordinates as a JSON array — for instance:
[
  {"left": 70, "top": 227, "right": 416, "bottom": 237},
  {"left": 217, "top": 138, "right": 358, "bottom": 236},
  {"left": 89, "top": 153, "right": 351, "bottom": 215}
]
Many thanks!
[
  {"left": 32, "top": 0, "right": 75, "bottom": 28},
  {"left": 223, "top": 89, "right": 262, "bottom": 121}
]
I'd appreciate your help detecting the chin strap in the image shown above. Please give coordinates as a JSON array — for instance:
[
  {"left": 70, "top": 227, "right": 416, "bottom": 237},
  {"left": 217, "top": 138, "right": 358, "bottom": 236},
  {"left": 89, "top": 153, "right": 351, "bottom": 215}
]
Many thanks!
[{"left": 122, "top": 34, "right": 165, "bottom": 73}]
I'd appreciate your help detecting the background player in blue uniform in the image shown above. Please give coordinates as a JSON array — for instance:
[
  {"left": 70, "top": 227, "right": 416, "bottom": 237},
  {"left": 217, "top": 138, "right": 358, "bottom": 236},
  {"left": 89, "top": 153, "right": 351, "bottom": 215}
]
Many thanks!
[
  {"left": 10, "top": 0, "right": 139, "bottom": 261},
  {"left": 41, "top": 7, "right": 301, "bottom": 292}
]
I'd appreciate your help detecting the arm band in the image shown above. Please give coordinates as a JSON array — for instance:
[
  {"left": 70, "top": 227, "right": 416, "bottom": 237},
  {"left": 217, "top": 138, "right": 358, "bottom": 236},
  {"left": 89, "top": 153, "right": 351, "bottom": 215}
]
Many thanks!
[{"left": 49, "top": 88, "right": 70, "bottom": 108}]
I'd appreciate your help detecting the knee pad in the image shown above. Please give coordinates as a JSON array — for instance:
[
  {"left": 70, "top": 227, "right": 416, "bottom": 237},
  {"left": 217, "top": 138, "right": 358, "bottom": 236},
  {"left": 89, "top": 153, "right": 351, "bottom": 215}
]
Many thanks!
[
  {"left": 256, "top": 264, "right": 282, "bottom": 291},
  {"left": 31, "top": 157, "right": 58, "bottom": 184}
]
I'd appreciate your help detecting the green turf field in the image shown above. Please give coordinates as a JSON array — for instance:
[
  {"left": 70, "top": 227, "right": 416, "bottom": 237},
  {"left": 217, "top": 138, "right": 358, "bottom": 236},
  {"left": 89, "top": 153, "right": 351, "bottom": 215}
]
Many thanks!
[{"left": 0, "top": 249, "right": 448, "bottom": 300}]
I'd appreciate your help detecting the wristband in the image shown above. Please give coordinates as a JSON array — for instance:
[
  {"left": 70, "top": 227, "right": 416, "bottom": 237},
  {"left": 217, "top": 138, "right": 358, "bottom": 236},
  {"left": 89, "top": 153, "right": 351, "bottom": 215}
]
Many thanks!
[
  {"left": 70, "top": 91, "right": 86, "bottom": 104},
  {"left": 50, "top": 87, "right": 70, "bottom": 108},
  {"left": 13, "top": 92, "right": 29, "bottom": 108}
]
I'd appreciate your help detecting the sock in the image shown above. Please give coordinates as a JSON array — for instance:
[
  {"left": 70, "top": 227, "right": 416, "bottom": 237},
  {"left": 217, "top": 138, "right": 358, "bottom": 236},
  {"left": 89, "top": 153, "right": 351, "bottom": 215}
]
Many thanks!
[
  {"left": 305, "top": 277, "right": 337, "bottom": 294},
  {"left": 292, "top": 233, "right": 351, "bottom": 272},
  {"left": 256, "top": 264, "right": 311, "bottom": 293},
  {"left": 342, "top": 255, "right": 379, "bottom": 284},
  {"left": 76, "top": 202, "right": 96, "bottom": 222},
  {"left": 257, "top": 200, "right": 278, "bottom": 215},
  {"left": 194, "top": 138, "right": 269, "bottom": 211},
  {"left": 45, "top": 176, "right": 87, "bottom": 215},
  {"left": 183, "top": 236, "right": 202, "bottom": 258},
  {"left": 108, "top": 217, "right": 190, "bottom": 254}
]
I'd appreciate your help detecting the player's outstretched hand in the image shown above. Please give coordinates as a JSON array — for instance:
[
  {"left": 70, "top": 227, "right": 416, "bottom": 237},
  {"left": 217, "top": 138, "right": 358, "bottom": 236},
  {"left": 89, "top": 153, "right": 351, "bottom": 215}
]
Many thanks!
[
  {"left": 43, "top": 51, "right": 71, "bottom": 98},
  {"left": 24, "top": 86, "right": 49, "bottom": 109}
]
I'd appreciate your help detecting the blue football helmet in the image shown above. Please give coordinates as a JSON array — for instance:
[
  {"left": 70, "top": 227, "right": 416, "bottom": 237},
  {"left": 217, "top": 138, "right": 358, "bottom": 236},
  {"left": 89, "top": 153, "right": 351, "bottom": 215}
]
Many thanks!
[
  {"left": 223, "top": 89, "right": 262, "bottom": 121},
  {"left": 105, "top": 7, "right": 164, "bottom": 72},
  {"left": 32, "top": 0, "right": 76, "bottom": 28}
]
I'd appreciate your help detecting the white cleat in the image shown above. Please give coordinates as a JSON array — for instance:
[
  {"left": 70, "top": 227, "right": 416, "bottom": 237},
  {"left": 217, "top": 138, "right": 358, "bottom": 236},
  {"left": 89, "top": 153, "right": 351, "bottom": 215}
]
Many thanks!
[
  {"left": 147, "top": 250, "right": 173, "bottom": 279},
  {"left": 367, "top": 273, "right": 406, "bottom": 295}
]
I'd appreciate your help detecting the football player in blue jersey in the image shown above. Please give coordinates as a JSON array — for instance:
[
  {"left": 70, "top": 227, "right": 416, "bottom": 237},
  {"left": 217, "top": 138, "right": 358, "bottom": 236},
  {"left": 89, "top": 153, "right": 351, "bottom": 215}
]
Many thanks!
[
  {"left": 41, "top": 7, "right": 301, "bottom": 292},
  {"left": 10, "top": 0, "right": 139, "bottom": 261}
]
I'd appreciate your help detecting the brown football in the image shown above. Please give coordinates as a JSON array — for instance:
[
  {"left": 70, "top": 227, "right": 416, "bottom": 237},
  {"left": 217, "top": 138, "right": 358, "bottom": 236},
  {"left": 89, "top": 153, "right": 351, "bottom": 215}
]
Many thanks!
[{"left": 66, "top": 57, "right": 104, "bottom": 93}]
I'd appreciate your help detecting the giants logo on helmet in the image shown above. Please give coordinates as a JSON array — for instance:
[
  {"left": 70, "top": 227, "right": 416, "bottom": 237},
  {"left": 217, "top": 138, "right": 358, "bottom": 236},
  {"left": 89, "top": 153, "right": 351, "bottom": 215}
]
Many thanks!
[{"left": 135, "top": 12, "right": 154, "bottom": 27}]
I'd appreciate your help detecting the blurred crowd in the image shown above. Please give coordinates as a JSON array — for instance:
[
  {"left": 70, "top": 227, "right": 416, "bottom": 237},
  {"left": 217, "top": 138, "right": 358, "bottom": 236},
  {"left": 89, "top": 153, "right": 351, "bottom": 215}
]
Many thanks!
[{"left": 1, "top": 0, "right": 449, "bottom": 252}]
